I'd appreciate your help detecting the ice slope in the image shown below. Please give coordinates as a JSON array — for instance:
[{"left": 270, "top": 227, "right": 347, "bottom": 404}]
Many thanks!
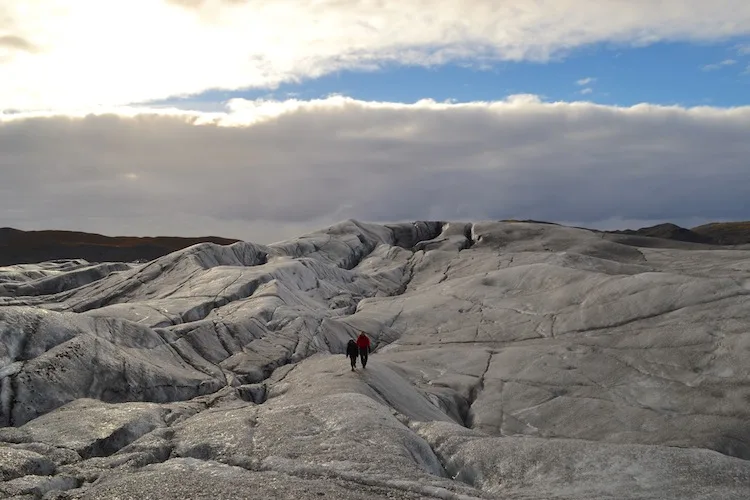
[{"left": 1, "top": 220, "right": 749, "bottom": 499}]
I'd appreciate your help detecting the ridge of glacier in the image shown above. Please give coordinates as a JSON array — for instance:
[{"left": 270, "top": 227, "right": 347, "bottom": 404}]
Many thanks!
[{"left": 1, "top": 219, "right": 749, "bottom": 499}]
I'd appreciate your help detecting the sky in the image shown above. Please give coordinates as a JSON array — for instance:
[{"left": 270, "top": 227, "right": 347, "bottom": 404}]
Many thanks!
[{"left": 2, "top": 1, "right": 750, "bottom": 243}]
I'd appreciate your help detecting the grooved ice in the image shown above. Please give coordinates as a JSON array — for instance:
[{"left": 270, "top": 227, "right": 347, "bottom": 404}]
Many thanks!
[{"left": 1, "top": 220, "right": 749, "bottom": 499}]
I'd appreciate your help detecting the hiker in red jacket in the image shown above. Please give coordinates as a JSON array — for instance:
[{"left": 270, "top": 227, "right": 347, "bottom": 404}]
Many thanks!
[{"left": 356, "top": 332, "right": 371, "bottom": 368}]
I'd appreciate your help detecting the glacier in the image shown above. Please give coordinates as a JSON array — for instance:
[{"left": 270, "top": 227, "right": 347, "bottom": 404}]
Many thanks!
[{"left": 0, "top": 220, "right": 749, "bottom": 499}]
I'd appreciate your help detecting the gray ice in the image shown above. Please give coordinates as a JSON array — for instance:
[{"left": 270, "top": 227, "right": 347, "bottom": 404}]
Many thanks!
[{"left": 1, "top": 220, "right": 749, "bottom": 499}]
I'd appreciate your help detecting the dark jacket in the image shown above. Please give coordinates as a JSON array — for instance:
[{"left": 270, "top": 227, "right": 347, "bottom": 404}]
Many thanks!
[{"left": 346, "top": 339, "right": 359, "bottom": 357}]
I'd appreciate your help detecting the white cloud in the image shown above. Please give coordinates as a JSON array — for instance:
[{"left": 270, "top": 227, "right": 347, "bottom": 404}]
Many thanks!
[
  {"left": 736, "top": 43, "right": 750, "bottom": 55},
  {"left": 576, "top": 77, "right": 596, "bottom": 95},
  {"left": 0, "top": 35, "right": 37, "bottom": 52},
  {"left": 2, "top": 96, "right": 750, "bottom": 242},
  {"left": 701, "top": 59, "right": 737, "bottom": 71},
  {"left": 2, "top": 1, "right": 750, "bottom": 110}
]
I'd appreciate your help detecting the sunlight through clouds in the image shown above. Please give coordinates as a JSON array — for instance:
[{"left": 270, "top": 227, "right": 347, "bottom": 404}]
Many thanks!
[{"left": 2, "top": 0, "right": 750, "bottom": 111}]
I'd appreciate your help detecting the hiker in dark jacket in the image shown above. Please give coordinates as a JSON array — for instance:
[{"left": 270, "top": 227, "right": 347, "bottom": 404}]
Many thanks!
[
  {"left": 356, "top": 332, "right": 371, "bottom": 368},
  {"left": 346, "top": 338, "right": 359, "bottom": 371}
]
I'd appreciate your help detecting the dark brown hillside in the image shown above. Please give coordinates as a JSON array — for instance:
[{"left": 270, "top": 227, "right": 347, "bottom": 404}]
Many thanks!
[
  {"left": 691, "top": 222, "right": 750, "bottom": 245},
  {"left": 0, "top": 228, "right": 240, "bottom": 266},
  {"left": 608, "top": 223, "right": 712, "bottom": 244}
]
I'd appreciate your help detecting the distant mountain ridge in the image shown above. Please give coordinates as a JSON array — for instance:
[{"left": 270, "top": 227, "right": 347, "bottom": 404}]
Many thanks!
[
  {"left": 607, "top": 223, "right": 713, "bottom": 244},
  {"left": 689, "top": 221, "right": 750, "bottom": 245},
  {"left": 0, "top": 227, "right": 240, "bottom": 267},
  {"left": 1, "top": 221, "right": 750, "bottom": 267},
  {"left": 608, "top": 221, "right": 750, "bottom": 245},
  {"left": 2, "top": 219, "right": 750, "bottom": 498}
]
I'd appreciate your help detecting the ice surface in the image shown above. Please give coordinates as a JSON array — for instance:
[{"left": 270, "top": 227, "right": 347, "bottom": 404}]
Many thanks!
[{"left": 1, "top": 220, "right": 749, "bottom": 498}]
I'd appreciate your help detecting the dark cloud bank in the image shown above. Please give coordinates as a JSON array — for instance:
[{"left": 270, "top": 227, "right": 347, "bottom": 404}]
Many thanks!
[{"left": 1, "top": 97, "right": 749, "bottom": 242}]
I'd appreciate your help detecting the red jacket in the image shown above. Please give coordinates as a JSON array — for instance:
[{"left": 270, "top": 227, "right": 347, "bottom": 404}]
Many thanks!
[{"left": 356, "top": 333, "right": 370, "bottom": 349}]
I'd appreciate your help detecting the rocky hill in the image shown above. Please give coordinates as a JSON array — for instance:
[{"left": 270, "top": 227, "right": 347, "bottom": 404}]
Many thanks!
[
  {"left": 609, "top": 221, "right": 750, "bottom": 246},
  {"left": 691, "top": 221, "right": 750, "bottom": 245},
  {"left": 608, "top": 222, "right": 713, "bottom": 244},
  {"left": 1, "top": 220, "right": 749, "bottom": 499},
  {"left": 0, "top": 228, "right": 239, "bottom": 267}
]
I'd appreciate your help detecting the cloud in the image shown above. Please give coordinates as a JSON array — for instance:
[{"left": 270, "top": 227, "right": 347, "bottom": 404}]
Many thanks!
[
  {"left": 2, "top": 96, "right": 750, "bottom": 242},
  {"left": 0, "top": 35, "right": 37, "bottom": 52},
  {"left": 736, "top": 43, "right": 750, "bottom": 55},
  {"left": 701, "top": 59, "right": 737, "bottom": 71},
  {"left": 166, "top": 0, "right": 246, "bottom": 7},
  {"left": 3, "top": 0, "right": 750, "bottom": 110},
  {"left": 576, "top": 77, "right": 596, "bottom": 96}
]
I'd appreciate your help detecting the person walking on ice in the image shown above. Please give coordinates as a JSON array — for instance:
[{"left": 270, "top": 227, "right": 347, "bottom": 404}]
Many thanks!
[
  {"left": 356, "top": 332, "right": 371, "bottom": 368},
  {"left": 346, "top": 338, "right": 359, "bottom": 371}
]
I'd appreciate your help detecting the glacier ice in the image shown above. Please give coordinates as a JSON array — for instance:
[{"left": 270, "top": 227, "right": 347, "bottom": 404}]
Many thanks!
[{"left": 1, "top": 219, "right": 749, "bottom": 499}]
